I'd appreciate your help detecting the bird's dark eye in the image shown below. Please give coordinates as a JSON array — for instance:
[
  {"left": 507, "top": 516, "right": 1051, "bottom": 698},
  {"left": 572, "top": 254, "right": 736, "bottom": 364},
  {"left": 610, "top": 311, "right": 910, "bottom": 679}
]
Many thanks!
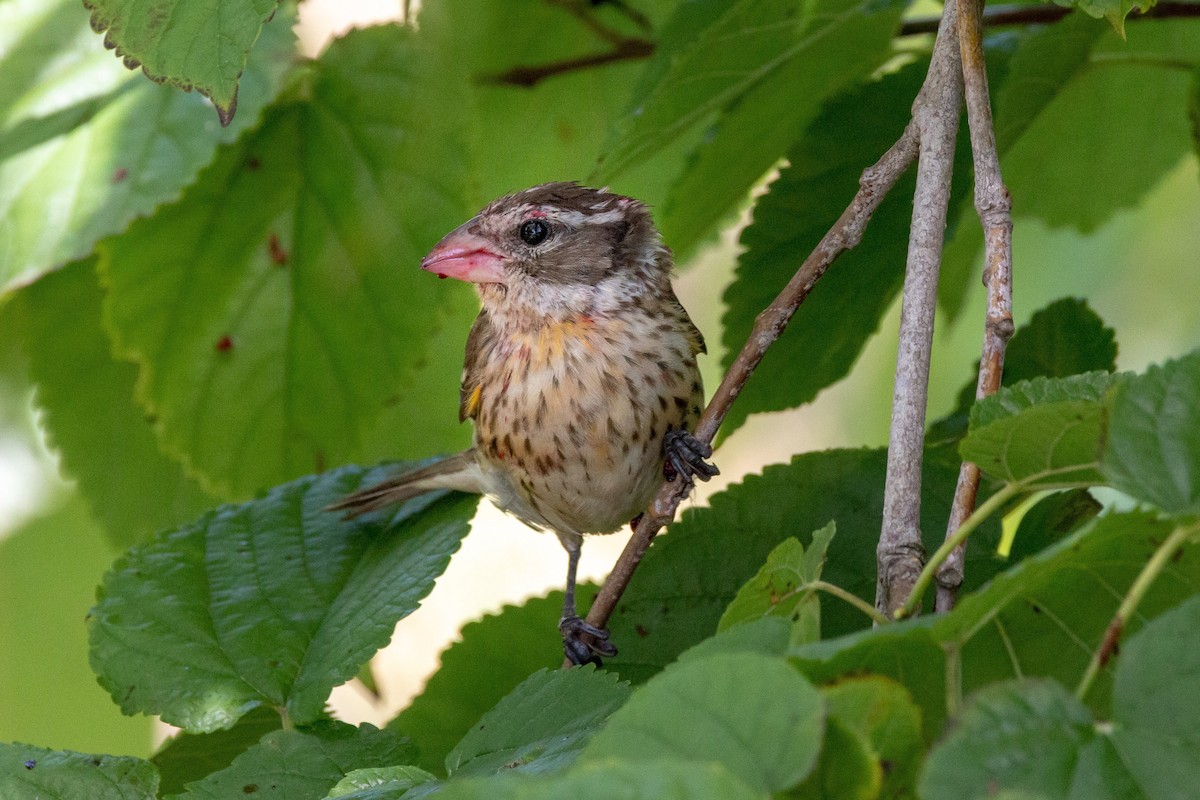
[{"left": 519, "top": 219, "right": 550, "bottom": 246}]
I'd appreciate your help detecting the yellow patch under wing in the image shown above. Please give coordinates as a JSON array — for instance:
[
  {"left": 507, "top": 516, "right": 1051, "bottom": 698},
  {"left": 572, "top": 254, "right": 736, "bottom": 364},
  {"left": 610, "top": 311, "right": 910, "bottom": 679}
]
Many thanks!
[{"left": 462, "top": 384, "right": 482, "bottom": 421}]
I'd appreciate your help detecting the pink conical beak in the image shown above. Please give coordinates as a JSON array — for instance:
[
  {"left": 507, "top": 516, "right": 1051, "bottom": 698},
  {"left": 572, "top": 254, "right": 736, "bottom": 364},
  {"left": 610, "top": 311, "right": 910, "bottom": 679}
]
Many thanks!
[{"left": 420, "top": 223, "right": 507, "bottom": 284}]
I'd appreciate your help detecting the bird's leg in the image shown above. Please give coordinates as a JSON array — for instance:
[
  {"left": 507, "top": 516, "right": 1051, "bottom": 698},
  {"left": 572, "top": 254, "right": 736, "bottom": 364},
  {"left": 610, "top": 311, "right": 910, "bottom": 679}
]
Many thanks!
[
  {"left": 558, "top": 535, "right": 618, "bottom": 666},
  {"left": 663, "top": 427, "right": 720, "bottom": 486}
]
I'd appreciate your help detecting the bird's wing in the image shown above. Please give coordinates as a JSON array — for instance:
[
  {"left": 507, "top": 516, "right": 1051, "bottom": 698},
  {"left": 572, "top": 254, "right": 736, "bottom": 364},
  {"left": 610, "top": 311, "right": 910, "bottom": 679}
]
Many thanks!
[
  {"left": 460, "top": 309, "right": 495, "bottom": 422},
  {"left": 667, "top": 287, "right": 706, "bottom": 356}
]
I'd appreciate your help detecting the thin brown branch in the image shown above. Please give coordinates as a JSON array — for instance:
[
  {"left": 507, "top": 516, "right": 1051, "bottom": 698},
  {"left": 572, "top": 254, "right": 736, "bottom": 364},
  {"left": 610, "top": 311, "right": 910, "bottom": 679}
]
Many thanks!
[
  {"left": 876, "top": 0, "right": 963, "bottom": 618},
  {"left": 899, "top": 0, "right": 1200, "bottom": 36},
  {"left": 482, "top": 37, "right": 654, "bottom": 88},
  {"left": 567, "top": 126, "right": 922, "bottom": 666},
  {"left": 934, "top": 0, "right": 1015, "bottom": 614}
]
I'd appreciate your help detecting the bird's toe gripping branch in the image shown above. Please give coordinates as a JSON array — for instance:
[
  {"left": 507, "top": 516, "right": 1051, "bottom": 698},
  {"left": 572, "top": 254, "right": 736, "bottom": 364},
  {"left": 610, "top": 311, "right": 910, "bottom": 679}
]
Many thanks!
[
  {"left": 663, "top": 428, "right": 719, "bottom": 485},
  {"left": 559, "top": 614, "right": 618, "bottom": 666}
]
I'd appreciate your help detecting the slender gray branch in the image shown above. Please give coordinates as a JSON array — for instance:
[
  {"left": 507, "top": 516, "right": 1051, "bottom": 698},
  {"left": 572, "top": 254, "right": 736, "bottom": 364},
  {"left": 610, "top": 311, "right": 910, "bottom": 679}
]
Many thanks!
[
  {"left": 876, "top": 0, "right": 963, "bottom": 618},
  {"left": 934, "top": 0, "right": 1016, "bottom": 613}
]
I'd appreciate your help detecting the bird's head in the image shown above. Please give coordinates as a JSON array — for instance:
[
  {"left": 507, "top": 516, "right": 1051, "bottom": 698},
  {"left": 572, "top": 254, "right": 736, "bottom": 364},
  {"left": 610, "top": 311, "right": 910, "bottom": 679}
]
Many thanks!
[{"left": 420, "top": 183, "right": 672, "bottom": 320}]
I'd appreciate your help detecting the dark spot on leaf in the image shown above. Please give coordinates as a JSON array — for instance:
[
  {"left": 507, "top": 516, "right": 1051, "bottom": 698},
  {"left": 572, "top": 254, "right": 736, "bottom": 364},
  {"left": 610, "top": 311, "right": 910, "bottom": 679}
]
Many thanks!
[
  {"left": 246, "top": 157, "right": 262, "bottom": 170},
  {"left": 215, "top": 335, "right": 234, "bottom": 353},
  {"left": 23, "top": 760, "right": 35, "bottom": 770},
  {"left": 268, "top": 233, "right": 288, "bottom": 266},
  {"left": 243, "top": 784, "right": 258, "bottom": 794},
  {"left": 879, "top": 759, "right": 893, "bottom": 776},
  {"left": 112, "top": 167, "right": 128, "bottom": 184},
  {"left": 635, "top": 624, "right": 649, "bottom": 638},
  {"left": 1029, "top": 603, "right": 1041, "bottom": 614}
]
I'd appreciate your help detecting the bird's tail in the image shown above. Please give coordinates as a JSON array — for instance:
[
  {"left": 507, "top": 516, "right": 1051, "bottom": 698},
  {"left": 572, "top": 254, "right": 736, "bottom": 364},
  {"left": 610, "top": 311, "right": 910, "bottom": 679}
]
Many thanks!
[{"left": 326, "top": 450, "right": 481, "bottom": 518}]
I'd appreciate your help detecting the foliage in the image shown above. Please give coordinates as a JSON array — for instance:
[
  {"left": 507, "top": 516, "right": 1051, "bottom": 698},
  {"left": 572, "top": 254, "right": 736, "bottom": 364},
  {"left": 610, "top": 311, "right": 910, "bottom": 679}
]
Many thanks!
[{"left": 2, "top": 0, "right": 1200, "bottom": 798}]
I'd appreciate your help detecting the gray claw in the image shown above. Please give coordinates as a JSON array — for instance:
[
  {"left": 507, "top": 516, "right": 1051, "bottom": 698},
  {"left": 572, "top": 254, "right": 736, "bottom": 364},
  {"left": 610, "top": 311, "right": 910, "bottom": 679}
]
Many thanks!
[
  {"left": 560, "top": 614, "right": 618, "bottom": 666},
  {"left": 663, "top": 429, "right": 719, "bottom": 483}
]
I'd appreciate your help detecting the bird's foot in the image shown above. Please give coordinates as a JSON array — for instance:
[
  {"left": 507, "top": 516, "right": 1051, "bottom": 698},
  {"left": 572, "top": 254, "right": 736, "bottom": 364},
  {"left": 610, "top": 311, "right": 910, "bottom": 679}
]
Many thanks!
[
  {"left": 560, "top": 614, "right": 618, "bottom": 666},
  {"left": 663, "top": 429, "right": 719, "bottom": 485}
]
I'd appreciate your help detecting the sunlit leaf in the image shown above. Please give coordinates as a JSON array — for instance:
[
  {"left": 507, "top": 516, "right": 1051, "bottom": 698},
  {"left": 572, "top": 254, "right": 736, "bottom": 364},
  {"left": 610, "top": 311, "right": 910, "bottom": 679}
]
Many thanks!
[
  {"left": 83, "top": 0, "right": 281, "bottom": 123},
  {"left": 89, "top": 464, "right": 475, "bottom": 732},
  {"left": 99, "top": 25, "right": 475, "bottom": 497},
  {"left": 0, "top": 0, "right": 295, "bottom": 290},
  {"left": 0, "top": 260, "right": 213, "bottom": 547}
]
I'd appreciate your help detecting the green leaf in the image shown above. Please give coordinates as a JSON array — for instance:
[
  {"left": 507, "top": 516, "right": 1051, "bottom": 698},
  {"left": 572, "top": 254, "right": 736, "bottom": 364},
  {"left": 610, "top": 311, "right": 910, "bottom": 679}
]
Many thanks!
[
  {"left": 152, "top": 707, "right": 282, "bottom": 796},
  {"left": 656, "top": 0, "right": 907, "bottom": 251},
  {"left": 929, "top": 297, "right": 1119, "bottom": 446},
  {"left": 1103, "top": 350, "right": 1200, "bottom": 514},
  {"left": 446, "top": 667, "right": 631, "bottom": 778},
  {"left": 786, "top": 716, "right": 878, "bottom": 800},
  {"left": 582, "top": 652, "right": 823, "bottom": 792},
  {"left": 434, "top": 760, "right": 765, "bottom": 800},
  {"left": 1110, "top": 593, "right": 1200, "bottom": 797},
  {"left": 84, "top": 0, "right": 281, "bottom": 123},
  {"left": 0, "top": 743, "right": 158, "bottom": 800},
  {"left": 719, "top": 60, "right": 974, "bottom": 438},
  {"left": 0, "top": 0, "right": 295, "bottom": 290},
  {"left": 99, "top": 25, "right": 475, "bottom": 497},
  {"left": 389, "top": 591, "right": 588, "bottom": 774},
  {"left": 89, "top": 464, "right": 476, "bottom": 732},
  {"left": 791, "top": 620, "right": 948, "bottom": 744},
  {"left": 960, "top": 372, "right": 1121, "bottom": 486},
  {"left": 606, "top": 448, "right": 1000, "bottom": 683},
  {"left": 717, "top": 523, "right": 836, "bottom": 645},
  {"left": 918, "top": 679, "right": 1101, "bottom": 800},
  {"left": 936, "top": 511, "right": 1200, "bottom": 710},
  {"left": 1006, "top": 489, "right": 1103, "bottom": 560},
  {"left": 168, "top": 721, "right": 412, "bottom": 800},
  {"left": 597, "top": 0, "right": 807, "bottom": 180},
  {"left": 326, "top": 766, "right": 437, "bottom": 799},
  {"left": 0, "top": 260, "right": 214, "bottom": 547},
  {"left": 678, "top": 616, "right": 793, "bottom": 663},
  {"left": 821, "top": 678, "right": 924, "bottom": 799}
]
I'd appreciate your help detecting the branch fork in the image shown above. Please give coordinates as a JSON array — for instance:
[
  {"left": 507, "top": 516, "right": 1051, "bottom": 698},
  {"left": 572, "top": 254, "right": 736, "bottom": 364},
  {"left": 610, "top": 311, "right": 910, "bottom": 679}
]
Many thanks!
[{"left": 574, "top": 0, "right": 1015, "bottom": 663}]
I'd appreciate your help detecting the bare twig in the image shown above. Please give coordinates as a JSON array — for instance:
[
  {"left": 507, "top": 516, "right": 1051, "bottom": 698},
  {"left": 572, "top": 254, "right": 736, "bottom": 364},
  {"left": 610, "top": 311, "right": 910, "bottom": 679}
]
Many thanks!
[
  {"left": 484, "top": 0, "right": 654, "bottom": 87},
  {"left": 567, "top": 129, "right": 921, "bottom": 665},
  {"left": 482, "top": 38, "right": 655, "bottom": 88},
  {"left": 934, "top": 0, "right": 1016, "bottom": 613},
  {"left": 876, "top": 0, "right": 963, "bottom": 618},
  {"left": 900, "top": 0, "right": 1200, "bottom": 35}
]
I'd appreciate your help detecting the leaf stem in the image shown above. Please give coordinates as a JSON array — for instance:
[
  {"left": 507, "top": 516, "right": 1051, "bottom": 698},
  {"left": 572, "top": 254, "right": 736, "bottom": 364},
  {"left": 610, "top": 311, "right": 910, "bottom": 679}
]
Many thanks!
[
  {"left": 896, "top": 481, "right": 1022, "bottom": 619},
  {"left": 1075, "top": 521, "right": 1200, "bottom": 701},
  {"left": 944, "top": 643, "right": 963, "bottom": 717},
  {"left": 807, "top": 580, "right": 891, "bottom": 627}
]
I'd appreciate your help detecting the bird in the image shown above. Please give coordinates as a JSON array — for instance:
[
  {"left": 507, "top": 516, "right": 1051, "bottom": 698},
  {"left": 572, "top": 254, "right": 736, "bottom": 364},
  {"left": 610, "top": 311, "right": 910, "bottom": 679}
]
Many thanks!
[{"left": 328, "top": 182, "right": 717, "bottom": 665}]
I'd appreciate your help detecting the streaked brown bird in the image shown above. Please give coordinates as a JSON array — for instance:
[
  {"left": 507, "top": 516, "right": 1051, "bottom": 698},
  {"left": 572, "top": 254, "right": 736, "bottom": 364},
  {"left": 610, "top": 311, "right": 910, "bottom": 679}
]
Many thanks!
[{"left": 329, "top": 182, "right": 717, "bottom": 664}]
